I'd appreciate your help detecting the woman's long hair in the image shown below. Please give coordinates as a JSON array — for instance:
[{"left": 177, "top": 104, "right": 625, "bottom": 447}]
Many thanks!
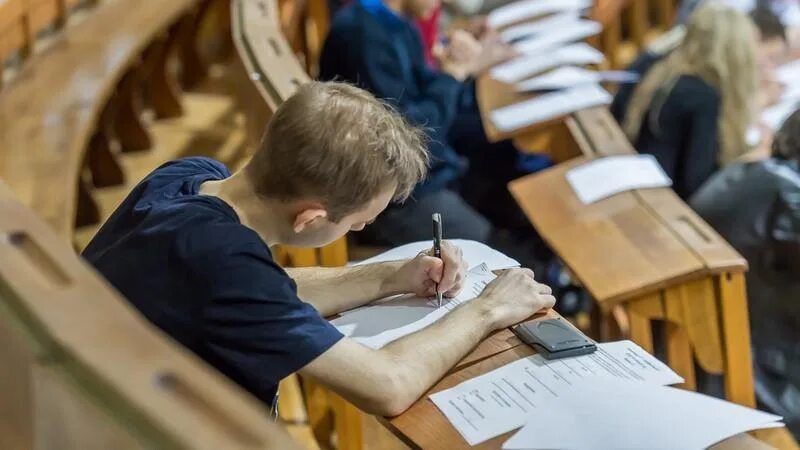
[{"left": 622, "top": 4, "right": 758, "bottom": 165}]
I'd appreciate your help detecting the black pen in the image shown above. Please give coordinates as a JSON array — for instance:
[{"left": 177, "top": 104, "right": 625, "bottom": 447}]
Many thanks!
[{"left": 432, "top": 213, "right": 443, "bottom": 308}]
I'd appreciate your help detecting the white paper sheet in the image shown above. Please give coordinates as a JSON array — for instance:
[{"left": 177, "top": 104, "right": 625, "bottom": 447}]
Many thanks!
[
  {"left": 429, "top": 340, "right": 685, "bottom": 446},
  {"left": 502, "top": 379, "right": 783, "bottom": 450},
  {"left": 490, "top": 43, "right": 605, "bottom": 83},
  {"left": 566, "top": 154, "right": 673, "bottom": 204},
  {"left": 490, "top": 83, "right": 612, "bottom": 132},
  {"left": 512, "top": 19, "right": 602, "bottom": 55},
  {"left": 351, "top": 239, "right": 519, "bottom": 271},
  {"left": 776, "top": 59, "right": 800, "bottom": 85},
  {"left": 500, "top": 11, "right": 582, "bottom": 42},
  {"left": 515, "top": 66, "right": 638, "bottom": 91},
  {"left": 487, "top": 0, "right": 591, "bottom": 29},
  {"left": 762, "top": 98, "right": 800, "bottom": 131},
  {"left": 331, "top": 264, "right": 496, "bottom": 349}
]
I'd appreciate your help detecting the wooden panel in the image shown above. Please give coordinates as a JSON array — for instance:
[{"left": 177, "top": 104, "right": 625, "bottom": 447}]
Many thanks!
[
  {"left": 24, "top": 0, "right": 60, "bottom": 37},
  {"left": 0, "top": 181, "right": 302, "bottom": 449},
  {"left": 0, "top": 0, "right": 28, "bottom": 62},
  {"left": 32, "top": 363, "right": 143, "bottom": 450},
  {"left": 0, "top": 297, "right": 35, "bottom": 450},
  {"left": 508, "top": 157, "right": 704, "bottom": 303},
  {"left": 0, "top": 0, "right": 199, "bottom": 240},
  {"left": 718, "top": 272, "right": 756, "bottom": 408}
]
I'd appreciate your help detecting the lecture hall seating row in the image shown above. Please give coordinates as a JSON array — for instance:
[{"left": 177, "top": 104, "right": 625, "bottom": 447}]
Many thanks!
[
  {"left": 0, "top": 0, "right": 225, "bottom": 244},
  {"left": 0, "top": 180, "right": 302, "bottom": 449}
]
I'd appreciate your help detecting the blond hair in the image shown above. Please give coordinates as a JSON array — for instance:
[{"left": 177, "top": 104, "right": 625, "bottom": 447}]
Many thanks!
[
  {"left": 245, "top": 82, "right": 429, "bottom": 222},
  {"left": 622, "top": 4, "right": 758, "bottom": 165}
]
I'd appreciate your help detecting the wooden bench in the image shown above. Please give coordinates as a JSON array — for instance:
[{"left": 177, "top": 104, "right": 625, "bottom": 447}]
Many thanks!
[
  {"left": 0, "top": 0, "right": 215, "bottom": 243},
  {"left": 0, "top": 180, "right": 302, "bottom": 450}
]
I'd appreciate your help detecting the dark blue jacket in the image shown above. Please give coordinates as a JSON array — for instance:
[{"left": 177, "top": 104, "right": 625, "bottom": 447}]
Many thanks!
[{"left": 319, "top": 0, "right": 471, "bottom": 196}]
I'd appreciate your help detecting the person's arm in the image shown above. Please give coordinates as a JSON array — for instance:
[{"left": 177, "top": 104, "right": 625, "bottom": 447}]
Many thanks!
[
  {"left": 361, "top": 39, "right": 464, "bottom": 130},
  {"left": 681, "top": 84, "right": 721, "bottom": 198},
  {"left": 286, "top": 241, "right": 467, "bottom": 317},
  {"left": 299, "top": 268, "right": 555, "bottom": 416}
]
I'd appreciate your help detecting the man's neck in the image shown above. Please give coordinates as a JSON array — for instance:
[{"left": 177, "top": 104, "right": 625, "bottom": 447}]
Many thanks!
[{"left": 199, "top": 172, "right": 285, "bottom": 245}]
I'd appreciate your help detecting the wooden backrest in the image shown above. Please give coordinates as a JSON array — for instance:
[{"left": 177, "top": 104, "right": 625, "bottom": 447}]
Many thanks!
[
  {"left": 233, "top": 0, "right": 310, "bottom": 111},
  {"left": 508, "top": 107, "right": 746, "bottom": 304},
  {"left": 232, "top": 0, "right": 349, "bottom": 268},
  {"left": 0, "top": 0, "right": 199, "bottom": 241},
  {"left": 0, "top": 181, "right": 302, "bottom": 450}
]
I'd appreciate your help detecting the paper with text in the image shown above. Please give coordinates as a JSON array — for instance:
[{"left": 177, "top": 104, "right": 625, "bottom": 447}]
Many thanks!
[
  {"left": 430, "top": 340, "right": 685, "bottom": 445},
  {"left": 512, "top": 19, "right": 601, "bottom": 55},
  {"left": 491, "top": 43, "right": 604, "bottom": 83},
  {"left": 566, "top": 155, "right": 673, "bottom": 204},
  {"left": 502, "top": 378, "right": 783, "bottom": 450},
  {"left": 490, "top": 83, "right": 611, "bottom": 132},
  {"left": 351, "top": 239, "right": 519, "bottom": 271},
  {"left": 332, "top": 264, "right": 495, "bottom": 348},
  {"left": 488, "top": 0, "right": 591, "bottom": 29},
  {"left": 515, "top": 66, "right": 638, "bottom": 91}
]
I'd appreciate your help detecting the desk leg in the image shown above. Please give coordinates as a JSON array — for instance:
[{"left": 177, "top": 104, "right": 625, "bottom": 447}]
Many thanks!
[
  {"left": 664, "top": 286, "right": 697, "bottom": 391},
  {"left": 718, "top": 272, "right": 756, "bottom": 407},
  {"left": 627, "top": 294, "right": 663, "bottom": 354},
  {"left": 329, "top": 393, "right": 364, "bottom": 450}
]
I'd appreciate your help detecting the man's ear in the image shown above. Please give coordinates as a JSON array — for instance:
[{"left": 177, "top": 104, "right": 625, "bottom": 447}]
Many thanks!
[{"left": 293, "top": 207, "right": 328, "bottom": 233}]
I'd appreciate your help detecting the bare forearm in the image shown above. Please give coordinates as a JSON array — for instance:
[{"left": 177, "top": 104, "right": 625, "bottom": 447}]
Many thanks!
[
  {"left": 376, "top": 302, "right": 494, "bottom": 412},
  {"left": 286, "top": 262, "right": 405, "bottom": 316}
]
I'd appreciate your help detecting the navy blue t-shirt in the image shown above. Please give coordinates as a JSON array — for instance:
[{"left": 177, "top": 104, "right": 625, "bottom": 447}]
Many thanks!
[{"left": 83, "top": 157, "right": 343, "bottom": 406}]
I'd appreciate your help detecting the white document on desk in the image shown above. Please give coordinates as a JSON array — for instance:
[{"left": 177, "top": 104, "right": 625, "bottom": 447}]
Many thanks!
[
  {"left": 502, "top": 378, "right": 783, "bottom": 450},
  {"left": 566, "top": 154, "right": 673, "bottom": 204},
  {"left": 490, "top": 83, "right": 612, "bottom": 132},
  {"left": 491, "top": 43, "right": 604, "bottom": 83},
  {"left": 331, "top": 264, "right": 496, "bottom": 349},
  {"left": 515, "top": 66, "right": 638, "bottom": 91},
  {"left": 430, "top": 340, "right": 685, "bottom": 445},
  {"left": 512, "top": 19, "right": 602, "bottom": 55},
  {"left": 488, "top": 0, "right": 591, "bottom": 29},
  {"left": 500, "top": 11, "right": 581, "bottom": 42},
  {"left": 351, "top": 239, "right": 519, "bottom": 271}
]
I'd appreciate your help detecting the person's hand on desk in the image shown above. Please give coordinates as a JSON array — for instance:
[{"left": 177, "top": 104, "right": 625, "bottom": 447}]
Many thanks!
[
  {"left": 476, "top": 268, "right": 556, "bottom": 329},
  {"left": 384, "top": 240, "right": 468, "bottom": 298}
]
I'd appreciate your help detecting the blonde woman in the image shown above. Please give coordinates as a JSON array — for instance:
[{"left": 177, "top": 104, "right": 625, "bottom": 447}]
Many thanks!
[{"left": 615, "top": 4, "right": 758, "bottom": 198}]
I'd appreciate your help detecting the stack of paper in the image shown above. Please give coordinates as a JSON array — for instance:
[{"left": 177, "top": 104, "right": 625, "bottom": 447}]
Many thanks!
[
  {"left": 515, "top": 66, "right": 638, "bottom": 92},
  {"left": 500, "top": 11, "right": 582, "bottom": 42},
  {"left": 566, "top": 154, "right": 673, "bottom": 204},
  {"left": 332, "top": 263, "right": 496, "bottom": 349},
  {"left": 502, "top": 379, "right": 783, "bottom": 449},
  {"left": 430, "top": 340, "right": 784, "bottom": 448},
  {"left": 512, "top": 19, "right": 602, "bottom": 55},
  {"left": 487, "top": 0, "right": 591, "bottom": 29},
  {"left": 490, "top": 43, "right": 605, "bottom": 83},
  {"left": 490, "top": 83, "right": 612, "bottom": 132},
  {"left": 429, "top": 340, "right": 685, "bottom": 445}
]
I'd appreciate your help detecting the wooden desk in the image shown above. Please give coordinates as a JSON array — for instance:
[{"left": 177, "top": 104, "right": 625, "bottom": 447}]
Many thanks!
[
  {"left": 508, "top": 106, "right": 755, "bottom": 408},
  {"left": 476, "top": 75, "right": 591, "bottom": 164},
  {"left": 381, "top": 341, "right": 797, "bottom": 450}
]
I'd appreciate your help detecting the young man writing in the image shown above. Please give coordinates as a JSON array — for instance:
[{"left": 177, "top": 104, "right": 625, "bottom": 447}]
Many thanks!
[{"left": 83, "top": 82, "right": 555, "bottom": 416}]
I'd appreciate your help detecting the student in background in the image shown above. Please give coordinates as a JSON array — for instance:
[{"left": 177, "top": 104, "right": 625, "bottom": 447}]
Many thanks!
[
  {"left": 691, "top": 109, "right": 800, "bottom": 437},
  {"left": 615, "top": 4, "right": 758, "bottom": 199},
  {"left": 319, "top": 0, "right": 550, "bottom": 264},
  {"left": 83, "top": 82, "right": 555, "bottom": 417}
]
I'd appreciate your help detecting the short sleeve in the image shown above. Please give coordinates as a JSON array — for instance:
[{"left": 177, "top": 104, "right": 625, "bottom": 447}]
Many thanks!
[{"left": 179, "top": 220, "right": 344, "bottom": 392}]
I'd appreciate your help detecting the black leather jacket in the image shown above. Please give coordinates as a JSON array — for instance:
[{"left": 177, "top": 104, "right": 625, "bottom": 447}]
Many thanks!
[{"left": 691, "top": 159, "right": 800, "bottom": 434}]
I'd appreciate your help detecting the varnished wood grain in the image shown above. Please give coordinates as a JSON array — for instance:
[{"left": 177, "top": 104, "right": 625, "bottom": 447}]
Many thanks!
[
  {"left": 0, "top": 0, "right": 200, "bottom": 241},
  {"left": 0, "top": 180, "right": 302, "bottom": 449}
]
